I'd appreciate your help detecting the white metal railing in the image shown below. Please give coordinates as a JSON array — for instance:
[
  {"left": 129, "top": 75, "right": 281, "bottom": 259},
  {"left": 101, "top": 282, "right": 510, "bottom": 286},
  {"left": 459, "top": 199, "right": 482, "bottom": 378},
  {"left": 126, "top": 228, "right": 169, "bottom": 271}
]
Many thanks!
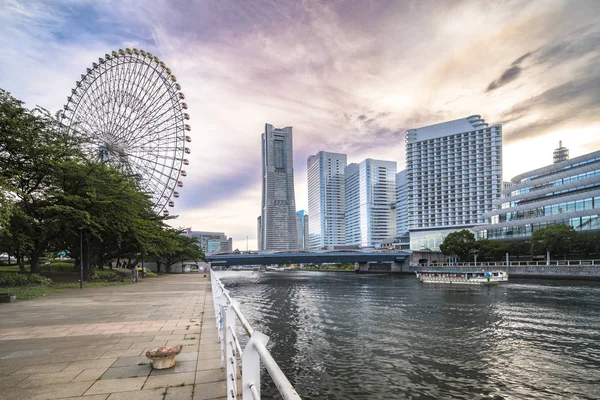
[
  {"left": 210, "top": 269, "right": 302, "bottom": 400},
  {"left": 415, "top": 259, "right": 599, "bottom": 268}
]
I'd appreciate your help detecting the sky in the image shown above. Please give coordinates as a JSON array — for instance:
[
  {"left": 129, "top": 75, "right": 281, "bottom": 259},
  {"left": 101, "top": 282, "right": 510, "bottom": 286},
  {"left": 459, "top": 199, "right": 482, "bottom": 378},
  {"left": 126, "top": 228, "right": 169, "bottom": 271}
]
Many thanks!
[{"left": 1, "top": 0, "right": 599, "bottom": 250}]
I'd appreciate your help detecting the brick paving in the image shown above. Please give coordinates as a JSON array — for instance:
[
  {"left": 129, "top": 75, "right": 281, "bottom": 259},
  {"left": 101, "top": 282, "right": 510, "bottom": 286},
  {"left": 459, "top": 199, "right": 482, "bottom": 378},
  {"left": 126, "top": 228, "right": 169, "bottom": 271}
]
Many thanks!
[{"left": 0, "top": 273, "right": 227, "bottom": 400}]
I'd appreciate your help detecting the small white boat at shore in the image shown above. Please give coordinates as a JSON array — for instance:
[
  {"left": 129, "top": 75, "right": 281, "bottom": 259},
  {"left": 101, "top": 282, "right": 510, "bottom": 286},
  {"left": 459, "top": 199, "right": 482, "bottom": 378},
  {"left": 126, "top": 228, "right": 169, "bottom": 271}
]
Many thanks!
[{"left": 416, "top": 270, "right": 508, "bottom": 285}]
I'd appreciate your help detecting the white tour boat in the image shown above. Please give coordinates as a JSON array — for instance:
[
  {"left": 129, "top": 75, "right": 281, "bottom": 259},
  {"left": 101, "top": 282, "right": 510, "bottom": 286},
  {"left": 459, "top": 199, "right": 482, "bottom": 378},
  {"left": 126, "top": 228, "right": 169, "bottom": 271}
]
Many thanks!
[{"left": 416, "top": 270, "right": 508, "bottom": 285}]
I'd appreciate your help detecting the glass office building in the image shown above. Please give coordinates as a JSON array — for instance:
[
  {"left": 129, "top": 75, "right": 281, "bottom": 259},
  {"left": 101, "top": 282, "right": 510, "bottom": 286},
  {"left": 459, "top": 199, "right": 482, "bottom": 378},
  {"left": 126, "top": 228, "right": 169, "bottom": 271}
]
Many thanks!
[
  {"left": 307, "top": 151, "right": 347, "bottom": 249},
  {"left": 476, "top": 149, "right": 600, "bottom": 239},
  {"left": 406, "top": 115, "right": 502, "bottom": 250},
  {"left": 345, "top": 159, "right": 397, "bottom": 247}
]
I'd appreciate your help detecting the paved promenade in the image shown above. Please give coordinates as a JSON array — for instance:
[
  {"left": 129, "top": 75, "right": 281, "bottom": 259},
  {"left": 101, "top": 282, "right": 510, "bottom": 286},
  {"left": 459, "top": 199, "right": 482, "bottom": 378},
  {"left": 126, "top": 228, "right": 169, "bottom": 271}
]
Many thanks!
[{"left": 0, "top": 273, "right": 226, "bottom": 400}]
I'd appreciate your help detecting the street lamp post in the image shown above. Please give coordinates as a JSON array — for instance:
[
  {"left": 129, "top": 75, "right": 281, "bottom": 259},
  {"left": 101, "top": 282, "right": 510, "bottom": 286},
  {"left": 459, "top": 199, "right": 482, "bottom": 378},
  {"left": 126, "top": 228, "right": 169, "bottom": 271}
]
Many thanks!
[{"left": 78, "top": 227, "right": 84, "bottom": 289}]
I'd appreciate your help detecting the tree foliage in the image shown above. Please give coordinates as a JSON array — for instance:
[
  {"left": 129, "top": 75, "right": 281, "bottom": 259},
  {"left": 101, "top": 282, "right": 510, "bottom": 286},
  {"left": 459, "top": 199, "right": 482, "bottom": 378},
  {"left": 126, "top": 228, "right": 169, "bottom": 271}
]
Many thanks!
[
  {"left": 530, "top": 225, "right": 576, "bottom": 258},
  {"left": 0, "top": 89, "right": 203, "bottom": 276},
  {"left": 439, "top": 229, "right": 477, "bottom": 261}
]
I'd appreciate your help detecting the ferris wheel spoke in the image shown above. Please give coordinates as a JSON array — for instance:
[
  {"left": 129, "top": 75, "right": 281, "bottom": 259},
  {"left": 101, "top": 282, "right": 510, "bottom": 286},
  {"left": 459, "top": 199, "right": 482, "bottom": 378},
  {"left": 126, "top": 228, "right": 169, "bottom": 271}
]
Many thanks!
[{"left": 121, "top": 75, "right": 176, "bottom": 144}]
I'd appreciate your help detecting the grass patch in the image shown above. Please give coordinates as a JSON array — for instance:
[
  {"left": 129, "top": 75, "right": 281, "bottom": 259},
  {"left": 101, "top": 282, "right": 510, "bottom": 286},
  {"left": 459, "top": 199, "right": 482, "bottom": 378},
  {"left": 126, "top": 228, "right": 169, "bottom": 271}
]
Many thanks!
[
  {"left": 0, "top": 265, "right": 21, "bottom": 273},
  {"left": 1, "top": 281, "right": 131, "bottom": 300}
]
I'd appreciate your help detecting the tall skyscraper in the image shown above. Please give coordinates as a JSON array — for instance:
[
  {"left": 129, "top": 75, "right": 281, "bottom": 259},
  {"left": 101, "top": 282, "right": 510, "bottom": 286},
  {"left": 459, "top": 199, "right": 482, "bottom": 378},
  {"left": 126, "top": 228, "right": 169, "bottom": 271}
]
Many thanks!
[
  {"left": 256, "top": 216, "right": 261, "bottom": 251},
  {"left": 307, "top": 151, "right": 347, "bottom": 249},
  {"left": 406, "top": 115, "right": 502, "bottom": 250},
  {"left": 395, "top": 170, "right": 408, "bottom": 236},
  {"left": 345, "top": 159, "right": 397, "bottom": 248},
  {"left": 296, "top": 210, "right": 309, "bottom": 249},
  {"left": 260, "top": 123, "right": 298, "bottom": 250}
]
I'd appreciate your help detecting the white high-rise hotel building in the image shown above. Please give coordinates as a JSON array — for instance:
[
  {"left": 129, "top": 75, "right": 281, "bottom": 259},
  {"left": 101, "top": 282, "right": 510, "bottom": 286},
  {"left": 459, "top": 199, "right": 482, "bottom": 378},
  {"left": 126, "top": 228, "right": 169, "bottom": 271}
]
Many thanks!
[
  {"left": 307, "top": 152, "right": 347, "bottom": 249},
  {"left": 406, "top": 115, "right": 502, "bottom": 250}
]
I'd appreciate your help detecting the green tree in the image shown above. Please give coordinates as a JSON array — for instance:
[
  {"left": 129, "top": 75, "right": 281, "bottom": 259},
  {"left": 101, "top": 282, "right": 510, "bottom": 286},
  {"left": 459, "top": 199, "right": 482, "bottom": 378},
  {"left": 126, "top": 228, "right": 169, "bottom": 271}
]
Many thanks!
[
  {"left": 530, "top": 224, "right": 576, "bottom": 259},
  {"left": 572, "top": 231, "right": 600, "bottom": 258},
  {"left": 0, "top": 89, "right": 84, "bottom": 272},
  {"left": 154, "top": 230, "right": 205, "bottom": 273},
  {"left": 475, "top": 239, "right": 507, "bottom": 261},
  {"left": 439, "top": 229, "right": 477, "bottom": 262}
]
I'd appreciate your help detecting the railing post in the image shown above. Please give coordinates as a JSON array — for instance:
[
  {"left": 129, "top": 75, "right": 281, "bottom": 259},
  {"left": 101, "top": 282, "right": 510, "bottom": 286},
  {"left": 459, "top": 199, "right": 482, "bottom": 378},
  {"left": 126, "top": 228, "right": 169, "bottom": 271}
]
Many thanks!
[
  {"left": 243, "top": 332, "right": 269, "bottom": 400},
  {"left": 219, "top": 304, "right": 226, "bottom": 367},
  {"left": 226, "top": 302, "right": 238, "bottom": 400}
]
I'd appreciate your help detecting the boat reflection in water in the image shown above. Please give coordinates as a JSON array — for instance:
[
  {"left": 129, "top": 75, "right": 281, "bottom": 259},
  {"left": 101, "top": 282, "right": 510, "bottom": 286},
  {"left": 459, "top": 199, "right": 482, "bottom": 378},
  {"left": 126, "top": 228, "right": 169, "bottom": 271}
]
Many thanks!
[{"left": 416, "top": 270, "right": 508, "bottom": 285}]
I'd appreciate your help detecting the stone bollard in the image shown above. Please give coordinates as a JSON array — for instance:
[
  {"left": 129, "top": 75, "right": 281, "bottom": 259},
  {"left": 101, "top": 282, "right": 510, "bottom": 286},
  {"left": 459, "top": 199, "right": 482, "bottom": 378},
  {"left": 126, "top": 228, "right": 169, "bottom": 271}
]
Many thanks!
[{"left": 0, "top": 293, "right": 16, "bottom": 303}]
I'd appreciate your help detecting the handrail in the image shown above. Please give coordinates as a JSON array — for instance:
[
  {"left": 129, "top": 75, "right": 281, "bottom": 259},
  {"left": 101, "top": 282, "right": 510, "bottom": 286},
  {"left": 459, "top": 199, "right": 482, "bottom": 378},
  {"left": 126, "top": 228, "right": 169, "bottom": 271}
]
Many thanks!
[
  {"left": 210, "top": 269, "right": 302, "bottom": 400},
  {"left": 414, "top": 259, "right": 599, "bottom": 268}
]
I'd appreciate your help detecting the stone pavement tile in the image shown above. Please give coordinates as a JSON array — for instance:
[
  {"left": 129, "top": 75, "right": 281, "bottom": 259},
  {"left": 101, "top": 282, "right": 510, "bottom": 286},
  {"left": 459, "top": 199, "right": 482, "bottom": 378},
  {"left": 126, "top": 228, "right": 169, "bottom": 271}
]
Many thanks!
[
  {"left": 100, "top": 364, "right": 151, "bottom": 379},
  {"left": 197, "top": 350, "right": 220, "bottom": 361},
  {"left": 14, "top": 371, "right": 81, "bottom": 389},
  {"left": 2, "top": 349, "right": 55, "bottom": 359},
  {"left": 196, "top": 358, "right": 221, "bottom": 371},
  {"left": 99, "top": 349, "right": 144, "bottom": 358},
  {"left": 106, "top": 388, "right": 165, "bottom": 400},
  {"left": 194, "top": 369, "right": 224, "bottom": 384},
  {"left": 192, "top": 381, "right": 227, "bottom": 400},
  {"left": 57, "top": 395, "right": 108, "bottom": 400},
  {"left": 0, "top": 373, "right": 30, "bottom": 389},
  {"left": 63, "top": 358, "right": 117, "bottom": 372},
  {"left": 72, "top": 368, "right": 109, "bottom": 382},
  {"left": 21, "top": 380, "right": 95, "bottom": 400},
  {"left": 184, "top": 334, "right": 199, "bottom": 340},
  {"left": 85, "top": 376, "right": 147, "bottom": 395},
  {"left": 14, "top": 363, "right": 70, "bottom": 375},
  {"left": 129, "top": 340, "right": 166, "bottom": 350},
  {"left": 0, "top": 365, "right": 24, "bottom": 376},
  {"left": 164, "top": 385, "right": 194, "bottom": 400},
  {"left": 176, "top": 351, "right": 198, "bottom": 362},
  {"left": 111, "top": 355, "right": 148, "bottom": 367},
  {"left": 1, "top": 387, "right": 34, "bottom": 400},
  {"left": 143, "top": 371, "right": 195, "bottom": 390},
  {"left": 152, "top": 335, "right": 185, "bottom": 341},
  {"left": 149, "top": 360, "right": 196, "bottom": 376}
]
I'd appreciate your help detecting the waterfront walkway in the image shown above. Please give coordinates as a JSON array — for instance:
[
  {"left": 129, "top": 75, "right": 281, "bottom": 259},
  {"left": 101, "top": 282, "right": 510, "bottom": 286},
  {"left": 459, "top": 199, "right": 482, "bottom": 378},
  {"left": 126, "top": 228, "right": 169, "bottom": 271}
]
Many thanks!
[{"left": 0, "top": 274, "right": 226, "bottom": 400}]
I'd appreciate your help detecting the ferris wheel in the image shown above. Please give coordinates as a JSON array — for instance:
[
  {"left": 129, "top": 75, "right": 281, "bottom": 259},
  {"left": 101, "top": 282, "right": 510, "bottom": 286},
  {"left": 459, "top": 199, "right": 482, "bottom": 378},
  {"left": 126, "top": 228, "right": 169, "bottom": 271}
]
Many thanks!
[{"left": 61, "top": 48, "right": 191, "bottom": 216}]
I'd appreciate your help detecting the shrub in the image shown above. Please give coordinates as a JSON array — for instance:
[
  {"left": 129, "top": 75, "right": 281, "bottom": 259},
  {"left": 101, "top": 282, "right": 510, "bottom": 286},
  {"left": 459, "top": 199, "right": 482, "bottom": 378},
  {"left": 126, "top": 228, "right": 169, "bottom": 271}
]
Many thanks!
[
  {"left": 0, "top": 273, "right": 52, "bottom": 287},
  {"left": 91, "top": 270, "right": 123, "bottom": 282},
  {"left": 40, "top": 263, "right": 75, "bottom": 273}
]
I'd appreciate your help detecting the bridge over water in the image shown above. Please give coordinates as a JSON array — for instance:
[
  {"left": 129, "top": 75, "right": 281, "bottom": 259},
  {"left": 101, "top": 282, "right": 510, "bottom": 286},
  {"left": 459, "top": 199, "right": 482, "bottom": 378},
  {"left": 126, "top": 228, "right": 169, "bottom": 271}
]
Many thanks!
[{"left": 205, "top": 249, "right": 412, "bottom": 273}]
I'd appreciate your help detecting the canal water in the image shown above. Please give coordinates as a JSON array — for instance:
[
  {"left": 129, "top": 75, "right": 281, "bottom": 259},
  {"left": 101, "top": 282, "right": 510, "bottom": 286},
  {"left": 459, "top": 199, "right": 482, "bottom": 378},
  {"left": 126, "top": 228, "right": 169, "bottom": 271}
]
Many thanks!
[{"left": 217, "top": 271, "right": 600, "bottom": 399}]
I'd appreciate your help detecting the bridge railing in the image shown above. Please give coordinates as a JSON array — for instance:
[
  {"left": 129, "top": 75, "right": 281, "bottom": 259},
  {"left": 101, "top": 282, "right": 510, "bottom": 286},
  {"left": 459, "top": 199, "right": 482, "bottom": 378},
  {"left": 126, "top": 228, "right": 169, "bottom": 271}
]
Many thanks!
[
  {"left": 415, "top": 259, "right": 599, "bottom": 268},
  {"left": 210, "top": 269, "right": 302, "bottom": 400}
]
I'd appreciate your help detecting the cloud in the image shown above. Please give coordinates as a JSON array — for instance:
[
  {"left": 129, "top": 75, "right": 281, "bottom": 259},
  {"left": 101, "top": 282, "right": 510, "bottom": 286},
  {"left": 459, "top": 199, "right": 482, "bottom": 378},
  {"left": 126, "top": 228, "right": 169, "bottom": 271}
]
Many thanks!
[{"left": 486, "top": 66, "right": 523, "bottom": 92}]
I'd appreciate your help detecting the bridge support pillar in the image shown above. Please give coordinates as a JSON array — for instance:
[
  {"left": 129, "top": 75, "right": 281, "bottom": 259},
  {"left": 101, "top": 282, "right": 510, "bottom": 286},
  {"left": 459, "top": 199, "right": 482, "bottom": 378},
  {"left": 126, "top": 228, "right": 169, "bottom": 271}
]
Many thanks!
[{"left": 355, "top": 262, "right": 369, "bottom": 273}]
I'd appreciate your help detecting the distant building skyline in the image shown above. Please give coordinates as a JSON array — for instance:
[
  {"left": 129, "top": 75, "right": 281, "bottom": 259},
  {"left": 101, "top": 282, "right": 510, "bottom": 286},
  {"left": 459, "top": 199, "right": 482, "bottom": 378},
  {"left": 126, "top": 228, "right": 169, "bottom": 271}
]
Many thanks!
[
  {"left": 260, "top": 123, "right": 298, "bottom": 250},
  {"left": 345, "top": 159, "right": 397, "bottom": 248},
  {"left": 188, "top": 231, "right": 233, "bottom": 254},
  {"left": 406, "top": 115, "right": 503, "bottom": 251},
  {"left": 296, "top": 210, "right": 309, "bottom": 249},
  {"left": 307, "top": 151, "right": 347, "bottom": 250}
]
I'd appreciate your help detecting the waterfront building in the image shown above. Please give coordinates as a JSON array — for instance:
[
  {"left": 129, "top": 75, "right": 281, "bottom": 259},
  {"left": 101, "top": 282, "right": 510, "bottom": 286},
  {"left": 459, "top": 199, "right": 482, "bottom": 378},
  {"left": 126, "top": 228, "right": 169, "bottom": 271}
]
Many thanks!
[
  {"left": 296, "top": 210, "right": 309, "bottom": 249},
  {"left": 307, "top": 151, "right": 347, "bottom": 249},
  {"left": 475, "top": 148, "right": 600, "bottom": 240},
  {"left": 395, "top": 170, "right": 408, "bottom": 236},
  {"left": 406, "top": 115, "right": 502, "bottom": 250},
  {"left": 345, "top": 159, "right": 397, "bottom": 248},
  {"left": 260, "top": 123, "right": 298, "bottom": 250},
  {"left": 189, "top": 231, "right": 233, "bottom": 254}
]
